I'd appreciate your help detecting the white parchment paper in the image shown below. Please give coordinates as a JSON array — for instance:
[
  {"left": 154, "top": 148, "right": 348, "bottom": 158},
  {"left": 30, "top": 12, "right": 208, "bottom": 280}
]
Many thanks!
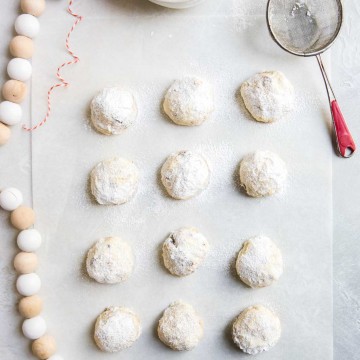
[{"left": 28, "top": 0, "right": 332, "bottom": 358}]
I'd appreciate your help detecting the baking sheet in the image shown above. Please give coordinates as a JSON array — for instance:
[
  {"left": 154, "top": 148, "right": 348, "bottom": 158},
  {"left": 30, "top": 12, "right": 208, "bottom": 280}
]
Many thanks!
[{"left": 28, "top": 0, "right": 333, "bottom": 358}]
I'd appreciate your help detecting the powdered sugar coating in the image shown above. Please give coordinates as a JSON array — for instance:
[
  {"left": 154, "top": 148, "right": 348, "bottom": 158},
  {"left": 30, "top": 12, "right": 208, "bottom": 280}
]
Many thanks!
[
  {"left": 163, "top": 76, "right": 214, "bottom": 126},
  {"left": 236, "top": 236, "right": 283, "bottom": 288},
  {"left": 239, "top": 150, "right": 287, "bottom": 197},
  {"left": 158, "top": 301, "right": 203, "bottom": 351},
  {"left": 86, "top": 237, "right": 134, "bottom": 284},
  {"left": 162, "top": 227, "right": 209, "bottom": 276},
  {"left": 90, "top": 157, "right": 139, "bottom": 205},
  {"left": 90, "top": 87, "right": 137, "bottom": 135},
  {"left": 94, "top": 306, "right": 141, "bottom": 352},
  {"left": 161, "top": 150, "right": 210, "bottom": 200},
  {"left": 232, "top": 305, "right": 281, "bottom": 355},
  {"left": 240, "top": 71, "right": 295, "bottom": 123}
]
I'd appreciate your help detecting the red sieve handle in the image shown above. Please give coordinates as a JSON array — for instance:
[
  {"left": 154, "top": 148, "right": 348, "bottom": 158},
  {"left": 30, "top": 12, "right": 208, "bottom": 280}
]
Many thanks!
[{"left": 331, "top": 100, "right": 356, "bottom": 158}]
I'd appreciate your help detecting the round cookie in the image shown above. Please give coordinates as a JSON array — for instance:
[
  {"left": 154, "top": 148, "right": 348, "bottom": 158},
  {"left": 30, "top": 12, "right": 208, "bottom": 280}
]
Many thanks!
[
  {"left": 86, "top": 237, "right": 134, "bottom": 284},
  {"left": 158, "top": 301, "right": 203, "bottom": 351},
  {"left": 232, "top": 305, "right": 281, "bottom": 355},
  {"left": 240, "top": 71, "right": 295, "bottom": 123},
  {"left": 163, "top": 76, "right": 214, "bottom": 126},
  {"left": 236, "top": 236, "right": 283, "bottom": 288},
  {"left": 162, "top": 227, "right": 209, "bottom": 276},
  {"left": 90, "top": 87, "right": 137, "bottom": 135},
  {"left": 161, "top": 150, "right": 210, "bottom": 200},
  {"left": 239, "top": 150, "right": 287, "bottom": 197},
  {"left": 94, "top": 306, "right": 141, "bottom": 352},
  {"left": 90, "top": 157, "right": 139, "bottom": 205}
]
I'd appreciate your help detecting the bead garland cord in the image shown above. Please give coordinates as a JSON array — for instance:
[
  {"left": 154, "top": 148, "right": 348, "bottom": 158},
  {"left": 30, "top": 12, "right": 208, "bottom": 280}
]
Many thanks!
[{"left": 23, "top": 0, "right": 83, "bottom": 131}]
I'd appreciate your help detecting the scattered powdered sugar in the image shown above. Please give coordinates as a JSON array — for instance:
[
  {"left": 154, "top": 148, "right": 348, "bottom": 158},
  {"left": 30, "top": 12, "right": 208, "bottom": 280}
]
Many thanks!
[
  {"left": 158, "top": 301, "right": 203, "bottom": 351},
  {"left": 94, "top": 306, "right": 141, "bottom": 352},
  {"left": 235, "top": 235, "right": 283, "bottom": 288},
  {"left": 239, "top": 150, "right": 288, "bottom": 197},
  {"left": 240, "top": 71, "right": 295, "bottom": 123},
  {"left": 86, "top": 237, "right": 134, "bottom": 284},
  {"left": 232, "top": 305, "right": 281, "bottom": 355},
  {"left": 162, "top": 227, "right": 209, "bottom": 276},
  {"left": 161, "top": 150, "right": 210, "bottom": 200}
]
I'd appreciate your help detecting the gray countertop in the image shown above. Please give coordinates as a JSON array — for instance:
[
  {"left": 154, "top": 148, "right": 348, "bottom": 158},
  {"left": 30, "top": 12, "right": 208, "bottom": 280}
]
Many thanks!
[{"left": 0, "top": 1, "right": 359, "bottom": 359}]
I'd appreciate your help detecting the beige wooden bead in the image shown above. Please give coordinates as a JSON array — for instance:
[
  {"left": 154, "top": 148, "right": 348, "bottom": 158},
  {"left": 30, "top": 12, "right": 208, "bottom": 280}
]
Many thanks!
[
  {"left": 14, "top": 252, "right": 38, "bottom": 274},
  {"left": 9, "top": 36, "right": 34, "bottom": 59},
  {"left": 2, "top": 80, "right": 27, "bottom": 104},
  {"left": 21, "top": 0, "right": 46, "bottom": 17},
  {"left": 0, "top": 123, "right": 11, "bottom": 145},
  {"left": 32, "top": 335, "right": 57, "bottom": 360},
  {"left": 10, "top": 206, "right": 35, "bottom": 230},
  {"left": 19, "top": 295, "right": 43, "bottom": 318}
]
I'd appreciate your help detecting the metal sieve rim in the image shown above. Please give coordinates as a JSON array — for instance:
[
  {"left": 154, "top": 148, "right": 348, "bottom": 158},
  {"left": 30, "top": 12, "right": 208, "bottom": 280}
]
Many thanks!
[{"left": 266, "top": 0, "right": 343, "bottom": 57}]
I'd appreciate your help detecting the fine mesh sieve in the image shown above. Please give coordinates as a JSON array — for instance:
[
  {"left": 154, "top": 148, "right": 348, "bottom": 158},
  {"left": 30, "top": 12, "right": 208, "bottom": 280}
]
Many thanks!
[{"left": 267, "top": 0, "right": 356, "bottom": 158}]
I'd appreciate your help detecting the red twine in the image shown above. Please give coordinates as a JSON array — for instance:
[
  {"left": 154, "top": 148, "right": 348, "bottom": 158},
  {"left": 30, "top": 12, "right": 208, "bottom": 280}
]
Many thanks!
[{"left": 23, "top": 0, "right": 83, "bottom": 131}]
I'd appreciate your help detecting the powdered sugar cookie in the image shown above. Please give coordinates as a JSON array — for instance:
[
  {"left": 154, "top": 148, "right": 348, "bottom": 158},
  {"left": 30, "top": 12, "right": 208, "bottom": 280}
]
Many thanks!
[
  {"left": 232, "top": 305, "right": 281, "bottom": 355},
  {"left": 161, "top": 150, "right": 210, "bottom": 200},
  {"left": 240, "top": 71, "right": 294, "bottom": 123},
  {"left": 90, "top": 157, "right": 139, "bottom": 205},
  {"left": 163, "top": 76, "right": 214, "bottom": 126},
  {"left": 90, "top": 87, "right": 137, "bottom": 135},
  {"left": 162, "top": 227, "right": 209, "bottom": 276},
  {"left": 236, "top": 236, "right": 283, "bottom": 288},
  {"left": 86, "top": 237, "right": 134, "bottom": 284},
  {"left": 158, "top": 301, "right": 203, "bottom": 351},
  {"left": 94, "top": 306, "right": 141, "bottom": 352},
  {"left": 239, "top": 150, "right": 287, "bottom": 197}
]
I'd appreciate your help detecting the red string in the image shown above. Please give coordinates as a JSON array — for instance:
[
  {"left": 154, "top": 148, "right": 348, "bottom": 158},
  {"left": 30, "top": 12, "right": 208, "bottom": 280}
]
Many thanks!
[{"left": 23, "top": 0, "right": 83, "bottom": 131}]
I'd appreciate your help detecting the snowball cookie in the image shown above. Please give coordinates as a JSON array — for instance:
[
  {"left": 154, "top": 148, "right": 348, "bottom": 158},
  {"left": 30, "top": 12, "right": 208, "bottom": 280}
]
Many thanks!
[
  {"left": 86, "top": 237, "right": 134, "bottom": 284},
  {"left": 94, "top": 306, "right": 141, "bottom": 352},
  {"left": 158, "top": 301, "right": 203, "bottom": 351},
  {"left": 90, "top": 87, "right": 137, "bottom": 135},
  {"left": 236, "top": 236, "right": 283, "bottom": 288},
  {"left": 162, "top": 227, "right": 209, "bottom": 276},
  {"left": 232, "top": 305, "right": 281, "bottom": 355},
  {"left": 240, "top": 71, "right": 295, "bottom": 123},
  {"left": 163, "top": 76, "right": 214, "bottom": 126},
  {"left": 239, "top": 150, "right": 287, "bottom": 197},
  {"left": 90, "top": 157, "right": 139, "bottom": 205},
  {"left": 161, "top": 150, "right": 210, "bottom": 200}
]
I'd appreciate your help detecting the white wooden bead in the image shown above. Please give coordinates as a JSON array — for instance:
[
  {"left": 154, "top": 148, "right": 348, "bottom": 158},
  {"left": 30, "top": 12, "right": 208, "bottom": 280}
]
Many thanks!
[
  {"left": 15, "top": 14, "right": 40, "bottom": 38},
  {"left": 22, "top": 316, "right": 47, "bottom": 340},
  {"left": 16, "top": 273, "right": 41, "bottom": 296},
  {"left": 0, "top": 101, "right": 22, "bottom": 125},
  {"left": 7, "top": 58, "right": 32, "bottom": 82},
  {"left": 48, "top": 355, "right": 64, "bottom": 360},
  {"left": 17, "top": 229, "right": 42, "bottom": 252},
  {"left": 0, "top": 187, "right": 23, "bottom": 211}
]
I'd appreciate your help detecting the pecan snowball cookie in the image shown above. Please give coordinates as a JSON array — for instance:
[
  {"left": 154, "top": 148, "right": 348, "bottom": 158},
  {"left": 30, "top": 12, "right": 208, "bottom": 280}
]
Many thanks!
[
  {"left": 86, "top": 237, "right": 134, "bottom": 284},
  {"left": 90, "top": 157, "right": 139, "bottom": 205},
  {"left": 232, "top": 305, "right": 281, "bottom": 355},
  {"left": 236, "top": 236, "right": 283, "bottom": 288},
  {"left": 94, "top": 307, "right": 141, "bottom": 352},
  {"left": 161, "top": 150, "right": 210, "bottom": 200},
  {"left": 163, "top": 76, "right": 214, "bottom": 126},
  {"left": 162, "top": 227, "right": 209, "bottom": 276},
  {"left": 158, "top": 301, "right": 203, "bottom": 351},
  {"left": 90, "top": 87, "right": 137, "bottom": 135},
  {"left": 240, "top": 71, "right": 295, "bottom": 123},
  {"left": 239, "top": 150, "right": 287, "bottom": 197}
]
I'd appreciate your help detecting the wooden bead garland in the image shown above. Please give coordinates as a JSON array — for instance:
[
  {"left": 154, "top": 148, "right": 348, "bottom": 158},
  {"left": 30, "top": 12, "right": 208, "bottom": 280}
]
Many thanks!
[
  {"left": 9, "top": 35, "right": 34, "bottom": 59},
  {"left": 14, "top": 252, "right": 38, "bottom": 274},
  {"left": 0, "top": 122, "right": 11, "bottom": 145},
  {"left": 32, "top": 335, "right": 57, "bottom": 359},
  {"left": 21, "top": 0, "right": 46, "bottom": 17},
  {"left": 10, "top": 205, "right": 36, "bottom": 230},
  {"left": 2, "top": 79, "right": 27, "bottom": 103},
  {"left": 19, "top": 295, "right": 43, "bottom": 318}
]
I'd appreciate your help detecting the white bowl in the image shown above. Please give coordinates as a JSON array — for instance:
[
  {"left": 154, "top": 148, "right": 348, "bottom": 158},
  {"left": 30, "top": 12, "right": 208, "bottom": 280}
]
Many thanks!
[{"left": 148, "top": 0, "right": 204, "bottom": 9}]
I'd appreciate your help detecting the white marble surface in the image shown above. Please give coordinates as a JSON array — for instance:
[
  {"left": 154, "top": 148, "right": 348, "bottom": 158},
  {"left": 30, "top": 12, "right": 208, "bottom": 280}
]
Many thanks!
[{"left": 0, "top": 0, "right": 358, "bottom": 359}]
